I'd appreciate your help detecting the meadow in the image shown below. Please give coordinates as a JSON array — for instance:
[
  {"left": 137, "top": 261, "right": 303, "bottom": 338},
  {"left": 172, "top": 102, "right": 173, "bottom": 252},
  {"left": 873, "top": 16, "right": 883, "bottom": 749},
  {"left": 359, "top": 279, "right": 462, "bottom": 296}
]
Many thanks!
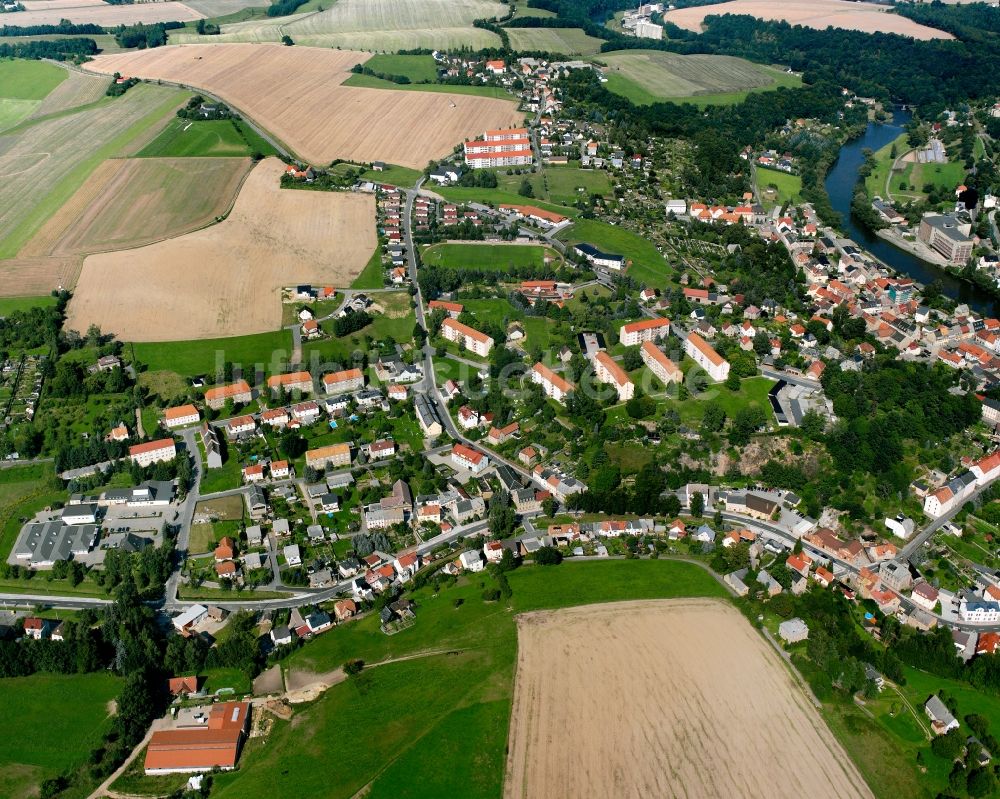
[
  {"left": 758, "top": 168, "right": 803, "bottom": 208},
  {"left": 0, "top": 672, "right": 121, "bottom": 799},
  {"left": 505, "top": 27, "right": 605, "bottom": 55},
  {"left": 557, "top": 218, "right": 671, "bottom": 285},
  {"left": 138, "top": 117, "right": 273, "bottom": 158},
  {"left": 421, "top": 242, "right": 554, "bottom": 271},
  {"left": 599, "top": 50, "right": 801, "bottom": 107},
  {"left": 0, "top": 60, "right": 66, "bottom": 131},
  {"left": 498, "top": 166, "right": 611, "bottom": 206},
  {"left": 208, "top": 560, "right": 728, "bottom": 799},
  {"left": 130, "top": 327, "right": 292, "bottom": 378}
]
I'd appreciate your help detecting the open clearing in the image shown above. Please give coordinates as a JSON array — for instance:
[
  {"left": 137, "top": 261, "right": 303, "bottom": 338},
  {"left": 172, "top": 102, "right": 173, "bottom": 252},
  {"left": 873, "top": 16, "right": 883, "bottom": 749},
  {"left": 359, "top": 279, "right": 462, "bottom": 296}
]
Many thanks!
[
  {"left": 505, "top": 27, "right": 605, "bottom": 55},
  {"left": 66, "top": 157, "right": 376, "bottom": 341},
  {"left": 506, "top": 599, "right": 874, "bottom": 799},
  {"left": 177, "top": 0, "right": 503, "bottom": 50},
  {"left": 21, "top": 156, "right": 251, "bottom": 259},
  {"left": 663, "top": 0, "right": 952, "bottom": 40},
  {"left": 84, "top": 44, "right": 523, "bottom": 169},
  {"left": 599, "top": 50, "right": 801, "bottom": 105},
  {"left": 0, "top": 83, "right": 187, "bottom": 294},
  {"left": 9, "top": 0, "right": 203, "bottom": 25}
]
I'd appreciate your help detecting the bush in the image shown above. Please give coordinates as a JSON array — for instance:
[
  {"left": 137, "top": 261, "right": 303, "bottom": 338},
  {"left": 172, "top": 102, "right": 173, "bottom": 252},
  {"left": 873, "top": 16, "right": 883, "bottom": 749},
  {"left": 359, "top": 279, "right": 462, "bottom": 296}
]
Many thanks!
[
  {"left": 482, "top": 587, "right": 501, "bottom": 601},
  {"left": 534, "top": 546, "right": 562, "bottom": 566},
  {"left": 343, "top": 659, "right": 364, "bottom": 676},
  {"left": 930, "top": 729, "right": 964, "bottom": 761}
]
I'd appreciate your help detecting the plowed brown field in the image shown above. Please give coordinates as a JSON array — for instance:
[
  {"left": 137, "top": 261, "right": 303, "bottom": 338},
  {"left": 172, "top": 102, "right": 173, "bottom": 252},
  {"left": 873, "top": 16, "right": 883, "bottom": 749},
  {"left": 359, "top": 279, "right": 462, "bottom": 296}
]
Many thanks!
[
  {"left": 505, "top": 599, "right": 874, "bottom": 799},
  {"left": 82, "top": 44, "right": 524, "bottom": 168},
  {"left": 65, "top": 157, "right": 376, "bottom": 341}
]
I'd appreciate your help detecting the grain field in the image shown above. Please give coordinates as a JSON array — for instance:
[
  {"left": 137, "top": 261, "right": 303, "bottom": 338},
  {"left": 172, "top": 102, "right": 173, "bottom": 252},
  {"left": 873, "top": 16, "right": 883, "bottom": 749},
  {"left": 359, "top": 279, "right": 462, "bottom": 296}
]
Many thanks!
[
  {"left": 28, "top": 69, "right": 111, "bottom": 119},
  {"left": 65, "top": 158, "right": 377, "bottom": 341},
  {"left": 83, "top": 44, "right": 523, "bottom": 168},
  {"left": 505, "top": 599, "right": 874, "bottom": 799},
  {"left": 10, "top": 0, "right": 203, "bottom": 25},
  {"left": 663, "top": 0, "right": 952, "bottom": 40}
]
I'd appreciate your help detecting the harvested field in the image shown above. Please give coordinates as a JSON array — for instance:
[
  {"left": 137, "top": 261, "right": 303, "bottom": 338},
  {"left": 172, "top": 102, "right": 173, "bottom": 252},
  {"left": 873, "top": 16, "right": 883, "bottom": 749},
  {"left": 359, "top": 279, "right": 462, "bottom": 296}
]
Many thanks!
[
  {"left": 9, "top": 0, "right": 203, "bottom": 25},
  {"left": 505, "top": 27, "right": 605, "bottom": 56},
  {"left": 0, "top": 83, "right": 187, "bottom": 287},
  {"left": 83, "top": 44, "right": 523, "bottom": 168},
  {"left": 663, "top": 0, "right": 952, "bottom": 40},
  {"left": 505, "top": 599, "right": 874, "bottom": 799},
  {"left": 28, "top": 68, "right": 110, "bottom": 119},
  {"left": 599, "top": 49, "right": 799, "bottom": 105},
  {"left": 183, "top": 0, "right": 504, "bottom": 49},
  {"left": 66, "top": 157, "right": 377, "bottom": 341},
  {"left": 21, "top": 156, "right": 251, "bottom": 258}
]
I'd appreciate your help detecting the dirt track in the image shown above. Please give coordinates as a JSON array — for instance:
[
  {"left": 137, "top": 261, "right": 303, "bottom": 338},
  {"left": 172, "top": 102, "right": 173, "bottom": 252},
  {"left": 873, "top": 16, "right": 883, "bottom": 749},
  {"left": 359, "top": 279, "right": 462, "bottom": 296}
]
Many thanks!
[
  {"left": 82, "top": 44, "right": 524, "bottom": 169},
  {"left": 65, "top": 157, "right": 376, "bottom": 341},
  {"left": 663, "top": 0, "right": 952, "bottom": 40},
  {"left": 505, "top": 599, "right": 874, "bottom": 799}
]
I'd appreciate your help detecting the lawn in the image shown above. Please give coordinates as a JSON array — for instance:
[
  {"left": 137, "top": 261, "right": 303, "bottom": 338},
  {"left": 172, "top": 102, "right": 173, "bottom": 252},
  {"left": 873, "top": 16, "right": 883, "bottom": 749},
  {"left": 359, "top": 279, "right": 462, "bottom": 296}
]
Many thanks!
[
  {"left": 210, "top": 559, "right": 726, "bottom": 799},
  {"left": 435, "top": 185, "right": 579, "bottom": 217},
  {"left": 358, "top": 54, "right": 439, "bottom": 83},
  {"left": 497, "top": 166, "right": 611, "bottom": 206},
  {"left": 459, "top": 297, "right": 557, "bottom": 348},
  {"left": 0, "top": 295, "right": 58, "bottom": 315},
  {"left": 421, "top": 242, "right": 553, "bottom": 271},
  {"left": 557, "top": 218, "right": 670, "bottom": 285},
  {"left": 0, "top": 672, "right": 120, "bottom": 799},
  {"left": 137, "top": 117, "right": 274, "bottom": 158},
  {"left": 357, "top": 163, "right": 422, "bottom": 187},
  {"left": 342, "top": 72, "right": 512, "bottom": 99},
  {"left": 758, "top": 168, "right": 802, "bottom": 209},
  {"left": 130, "top": 328, "right": 292, "bottom": 377},
  {"left": 0, "top": 59, "right": 66, "bottom": 100},
  {"left": 302, "top": 292, "right": 415, "bottom": 364}
]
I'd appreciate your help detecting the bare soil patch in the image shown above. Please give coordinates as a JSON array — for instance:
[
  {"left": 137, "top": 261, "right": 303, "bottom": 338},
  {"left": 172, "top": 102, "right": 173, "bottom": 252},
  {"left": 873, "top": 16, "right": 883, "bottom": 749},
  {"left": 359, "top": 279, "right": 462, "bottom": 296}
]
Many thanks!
[
  {"left": 65, "top": 157, "right": 377, "bottom": 341},
  {"left": 664, "top": 0, "right": 952, "bottom": 40},
  {"left": 505, "top": 599, "right": 874, "bottom": 799},
  {"left": 83, "top": 44, "right": 524, "bottom": 168}
]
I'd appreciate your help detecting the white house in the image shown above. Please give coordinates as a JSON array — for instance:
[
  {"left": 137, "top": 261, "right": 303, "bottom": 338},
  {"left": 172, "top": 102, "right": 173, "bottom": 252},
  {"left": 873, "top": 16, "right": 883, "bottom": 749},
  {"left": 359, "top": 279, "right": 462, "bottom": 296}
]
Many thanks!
[
  {"left": 452, "top": 443, "right": 488, "bottom": 474},
  {"left": 459, "top": 550, "right": 485, "bottom": 572}
]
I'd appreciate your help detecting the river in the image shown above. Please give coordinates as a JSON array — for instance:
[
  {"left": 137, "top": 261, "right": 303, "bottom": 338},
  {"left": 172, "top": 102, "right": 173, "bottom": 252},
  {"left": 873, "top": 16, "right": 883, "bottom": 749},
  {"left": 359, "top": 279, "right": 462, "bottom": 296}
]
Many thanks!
[{"left": 824, "top": 110, "right": 996, "bottom": 315}]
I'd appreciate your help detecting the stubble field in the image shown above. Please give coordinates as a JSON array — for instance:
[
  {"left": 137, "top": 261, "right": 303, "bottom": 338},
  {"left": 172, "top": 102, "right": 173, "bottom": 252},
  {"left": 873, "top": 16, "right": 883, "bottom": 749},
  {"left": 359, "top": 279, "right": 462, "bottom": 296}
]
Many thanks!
[
  {"left": 28, "top": 69, "right": 111, "bottom": 120},
  {"left": 10, "top": 0, "right": 203, "bottom": 26},
  {"left": 505, "top": 599, "right": 875, "bottom": 799},
  {"left": 83, "top": 44, "right": 524, "bottom": 168},
  {"left": 663, "top": 0, "right": 952, "bottom": 40},
  {"left": 173, "top": 0, "right": 504, "bottom": 50},
  {"left": 65, "top": 157, "right": 377, "bottom": 341},
  {"left": 20, "top": 156, "right": 251, "bottom": 258}
]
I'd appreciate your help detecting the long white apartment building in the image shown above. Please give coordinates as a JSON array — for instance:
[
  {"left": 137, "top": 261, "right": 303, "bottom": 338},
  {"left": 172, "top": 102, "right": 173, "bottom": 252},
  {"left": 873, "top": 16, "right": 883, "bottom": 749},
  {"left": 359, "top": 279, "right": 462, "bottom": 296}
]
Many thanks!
[
  {"left": 683, "top": 331, "right": 730, "bottom": 382},
  {"left": 592, "top": 351, "right": 634, "bottom": 402}
]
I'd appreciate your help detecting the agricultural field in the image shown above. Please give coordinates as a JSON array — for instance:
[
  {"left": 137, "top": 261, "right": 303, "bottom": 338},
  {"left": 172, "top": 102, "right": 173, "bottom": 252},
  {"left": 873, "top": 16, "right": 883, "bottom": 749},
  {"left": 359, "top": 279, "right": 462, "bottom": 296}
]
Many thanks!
[
  {"left": 207, "top": 560, "right": 727, "bottom": 799},
  {"left": 182, "top": 0, "right": 504, "bottom": 50},
  {"left": 131, "top": 328, "right": 292, "bottom": 377},
  {"left": 421, "top": 242, "right": 556, "bottom": 271},
  {"left": 66, "top": 157, "right": 376, "bottom": 340},
  {"left": 506, "top": 600, "right": 872, "bottom": 799},
  {"left": 505, "top": 27, "right": 605, "bottom": 56},
  {"left": 598, "top": 50, "right": 801, "bottom": 106},
  {"left": 20, "top": 157, "right": 252, "bottom": 260},
  {"left": 84, "top": 44, "right": 524, "bottom": 169},
  {"left": 356, "top": 53, "right": 439, "bottom": 83},
  {"left": 0, "top": 83, "right": 188, "bottom": 295},
  {"left": 10, "top": 0, "right": 203, "bottom": 26},
  {"left": 342, "top": 73, "right": 512, "bottom": 99},
  {"left": 0, "top": 59, "right": 67, "bottom": 132},
  {"left": 558, "top": 218, "right": 670, "bottom": 286},
  {"left": 0, "top": 672, "right": 121, "bottom": 799},
  {"left": 663, "top": 0, "right": 952, "bottom": 40},
  {"left": 28, "top": 69, "right": 110, "bottom": 120},
  {"left": 138, "top": 117, "right": 272, "bottom": 158},
  {"left": 182, "top": 0, "right": 262, "bottom": 15}
]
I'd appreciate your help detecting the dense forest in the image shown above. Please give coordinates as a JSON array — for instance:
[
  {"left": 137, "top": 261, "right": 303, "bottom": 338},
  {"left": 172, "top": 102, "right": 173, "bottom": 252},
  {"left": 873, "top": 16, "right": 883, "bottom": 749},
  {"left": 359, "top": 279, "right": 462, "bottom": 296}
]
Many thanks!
[{"left": 0, "top": 37, "right": 97, "bottom": 59}]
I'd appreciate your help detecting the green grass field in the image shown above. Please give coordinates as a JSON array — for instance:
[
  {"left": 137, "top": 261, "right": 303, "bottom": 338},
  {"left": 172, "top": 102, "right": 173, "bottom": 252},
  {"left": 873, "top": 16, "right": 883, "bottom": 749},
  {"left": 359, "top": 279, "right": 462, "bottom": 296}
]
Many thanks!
[
  {"left": 557, "top": 218, "right": 670, "bottom": 285},
  {"left": 350, "top": 248, "right": 385, "bottom": 289},
  {"left": 0, "top": 672, "right": 120, "bottom": 799},
  {"left": 421, "top": 242, "right": 552, "bottom": 271},
  {"left": 302, "top": 291, "right": 415, "bottom": 363},
  {"left": 209, "top": 559, "right": 726, "bottom": 799},
  {"left": 342, "top": 72, "right": 511, "bottom": 99},
  {"left": 359, "top": 53, "right": 439, "bottom": 83},
  {"left": 137, "top": 117, "right": 274, "bottom": 158},
  {"left": 758, "top": 168, "right": 802, "bottom": 209},
  {"left": 0, "top": 59, "right": 66, "bottom": 100},
  {"left": 505, "top": 27, "right": 605, "bottom": 55},
  {"left": 0, "top": 295, "right": 58, "bottom": 315},
  {"left": 598, "top": 50, "right": 801, "bottom": 107},
  {"left": 357, "top": 163, "right": 422, "bottom": 187},
  {"left": 498, "top": 166, "right": 611, "bottom": 206},
  {"left": 435, "top": 186, "right": 579, "bottom": 217},
  {"left": 130, "top": 328, "right": 292, "bottom": 377}
]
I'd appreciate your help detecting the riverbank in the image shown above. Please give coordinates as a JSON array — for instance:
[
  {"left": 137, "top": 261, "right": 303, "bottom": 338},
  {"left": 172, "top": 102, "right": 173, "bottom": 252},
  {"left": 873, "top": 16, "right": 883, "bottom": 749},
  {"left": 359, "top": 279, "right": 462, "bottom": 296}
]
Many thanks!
[{"left": 876, "top": 227, "right": 948, "bottom": 268}]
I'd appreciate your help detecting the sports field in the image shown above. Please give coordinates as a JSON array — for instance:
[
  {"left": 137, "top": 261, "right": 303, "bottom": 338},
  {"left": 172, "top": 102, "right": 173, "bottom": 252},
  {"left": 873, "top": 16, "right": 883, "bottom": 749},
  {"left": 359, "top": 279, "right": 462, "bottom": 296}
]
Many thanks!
[
  {"left": 0, "top": 59, "right": 67, "bottom": 131},
  {"left": 599, "top": 50, "right": 801, "bottom": 106},
  {"left": 663, "top": 0, "right": 952, "bottom": 40},
  {"left": 506, "top": 27, "right": 605, "bottom": 55},
  {"left": 0, "top": 672, "right": 121, "bottom": 799},
  {"left": 422, "top": 242, "right": 554, "bottom": 271},
  {"left": 10, "top": 0, "right": 203, "bottom": 25},
  {"left": 182, "top": 0, "right": 504, "bottom": 50},
  {"left": 0, "top": 83, "right": 188, "bottom": 295},
  {"left": 505, "top": 600, "right": 873, "bottom": 799},
  {"left": 84, "top": 44, "right": 523, "bottom": 168},
  {"left": 20, "top": 156, "right": 251, "bottom": 259},
  {"left": 66, "top": 158, "right": 376, "bottom": 340}
]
